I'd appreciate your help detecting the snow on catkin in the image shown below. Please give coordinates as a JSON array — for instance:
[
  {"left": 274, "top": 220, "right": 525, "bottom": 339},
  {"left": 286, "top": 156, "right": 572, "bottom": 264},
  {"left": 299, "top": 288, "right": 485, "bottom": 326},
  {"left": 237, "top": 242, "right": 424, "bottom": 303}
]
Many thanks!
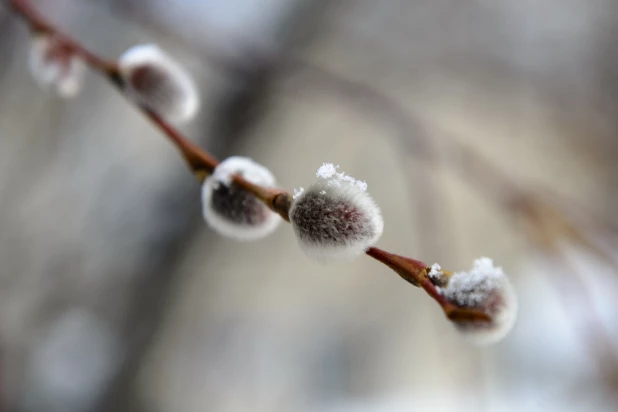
[
  {"left": 28, "top": 34, "right": 86, "bottom": 98},
  {"left": 118, "top": 44, "right": 200, "bottom": 123},
  {"left": 293, "top": 187, "right": 305, "bottom": 199},
  {"left": 290, "top": 163, "right": 383, "bottom": 262},
  {"left": 429, "top": 263, "right": 443, "bottom": 281},
  {"left": 428, "top": 263, "right": 449, "bottom": 286},
  {"left": 439, "top": 257, "right": 518, "bottom": 345},
  {"left": 201, "top": 156, "right": 281, "bottom": 241}
]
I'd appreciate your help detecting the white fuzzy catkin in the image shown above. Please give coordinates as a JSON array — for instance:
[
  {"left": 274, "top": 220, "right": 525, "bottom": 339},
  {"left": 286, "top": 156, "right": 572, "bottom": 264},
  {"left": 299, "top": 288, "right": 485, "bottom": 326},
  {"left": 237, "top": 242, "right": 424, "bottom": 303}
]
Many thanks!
[
  {"left": 201, "top": 156, "right": 281, "bottom": 241},
  {"left": 28, "top": 34, "right": 86, "bottom": 98},
  {"left": 118, "top": 44, "right": 200, "bottom": 123},
  {"left": 439, "top": 257, "right": 518, "bottom": 345},
  {"left": 289, "top": 163, "right": 383, "bottom": 262}
]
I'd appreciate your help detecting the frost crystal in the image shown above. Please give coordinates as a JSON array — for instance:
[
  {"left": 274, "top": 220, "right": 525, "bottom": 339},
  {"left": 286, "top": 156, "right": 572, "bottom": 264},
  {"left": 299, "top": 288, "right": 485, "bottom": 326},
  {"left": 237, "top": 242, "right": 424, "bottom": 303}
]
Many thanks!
[
  {"left": 316, "top": 163, "right": 368, "bottom": 191},
  {"left": 202, "top": 156, "right": 281, "bottom": 241},
  {"left": 429, "top": 263, "right": 443, "bottom": 280},
  {"left": 290, "top": 164, "right": 383, "bottom": 262},
  {"left": 439, "top": 257, "right": 518, "bottom": 345},
  {"left": 316, "top": 163, "right": 338, "bottom": 179},
  {"left": 293, "top": 187, "right": 305, "bottom": 200},
  {"left": 118, "top": 44, "right": 200, "bottom": 123},
  {"left": 28, "top": 34, "right": 86, "bottom": 98}
]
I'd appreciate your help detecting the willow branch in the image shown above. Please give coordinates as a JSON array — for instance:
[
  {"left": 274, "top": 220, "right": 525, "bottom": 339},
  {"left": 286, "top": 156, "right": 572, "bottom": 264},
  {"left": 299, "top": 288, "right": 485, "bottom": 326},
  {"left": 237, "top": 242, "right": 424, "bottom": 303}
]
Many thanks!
[{"left": 8, "top": 0, "right": 488, "bottom": 323}]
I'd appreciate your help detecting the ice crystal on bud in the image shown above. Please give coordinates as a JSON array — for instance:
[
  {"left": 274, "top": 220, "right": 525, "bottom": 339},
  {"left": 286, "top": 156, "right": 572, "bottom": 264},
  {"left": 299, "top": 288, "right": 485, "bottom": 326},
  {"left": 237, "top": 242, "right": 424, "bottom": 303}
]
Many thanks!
[
  {"left": 439, "top": 257, "right": 518, "bottom": 345},
  {"left": 429, "top": 263, "right": 443, "bottom": 280},
  {"left": 118, "top": 44, "right": 200, "bottom": 123},
  {"left": 293, "top": 187, "right": 305, "bottom": 200},
  {"left": 28, "top": 34, "right": 85, "bottom": 98},
  {"left": 201, "top": 156, "right": 281, "bottom": 241},
  {"left": 316, "top": 163, "right": 368, "bottom": 191},
  {"left": 316, "top": 163, "right": 338, "bottom": 179},
  {"left": 290, "top": 165, "right": 383, "bottom": 262}
]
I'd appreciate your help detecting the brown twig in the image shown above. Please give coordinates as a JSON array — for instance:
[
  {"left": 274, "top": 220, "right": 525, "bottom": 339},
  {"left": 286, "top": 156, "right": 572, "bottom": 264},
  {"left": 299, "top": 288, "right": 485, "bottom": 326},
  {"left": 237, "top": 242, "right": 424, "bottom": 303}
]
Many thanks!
[
  {"left": 366, "top": 247, "right": 490, "bottom": 322},
  {"left": 7, "top": 0, "right": 489, "bottom": 324},
  {"left": 9, "top": 0, "right": 117, "bottom": 74},
  {"left": 9, "top": 0, "right": 291, "bottom": 216}
]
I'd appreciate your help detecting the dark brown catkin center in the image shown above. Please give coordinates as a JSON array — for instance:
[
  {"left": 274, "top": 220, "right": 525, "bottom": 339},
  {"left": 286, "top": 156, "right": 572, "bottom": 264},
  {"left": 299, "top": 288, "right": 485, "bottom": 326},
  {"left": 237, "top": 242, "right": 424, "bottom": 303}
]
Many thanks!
[{"left": 211, "top": 183, "right": 268, "bottom": 225}]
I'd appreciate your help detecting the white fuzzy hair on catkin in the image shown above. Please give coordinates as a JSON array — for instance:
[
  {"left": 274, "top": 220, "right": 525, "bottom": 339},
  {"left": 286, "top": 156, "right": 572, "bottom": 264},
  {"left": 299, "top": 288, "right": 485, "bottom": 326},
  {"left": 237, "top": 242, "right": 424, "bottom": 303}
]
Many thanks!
[
  {"left": 201, "top": 156, "right": 281, "bottom": 241},
  {"left": 118, "top": 44, "right": 200, "bottom": 123}
]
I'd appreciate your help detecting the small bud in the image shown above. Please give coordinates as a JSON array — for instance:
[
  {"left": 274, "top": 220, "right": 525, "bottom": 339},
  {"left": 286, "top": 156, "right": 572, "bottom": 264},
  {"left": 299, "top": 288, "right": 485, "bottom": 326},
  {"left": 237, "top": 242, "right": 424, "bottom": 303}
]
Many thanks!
[
  {"left": 28, "top": 34, "right": 85, "bottom": 98},
  {"left": 117, "top": 44, "right": 200, "bottom": 123},
  {"left": 201, "top": 156, "right": 281, "bottom": 241},
  {"left": 289, "top": 163, "right": 384, "bottom": 262},
  {"left": 439, "top": 257, "right": 518, "bottom": 345}
]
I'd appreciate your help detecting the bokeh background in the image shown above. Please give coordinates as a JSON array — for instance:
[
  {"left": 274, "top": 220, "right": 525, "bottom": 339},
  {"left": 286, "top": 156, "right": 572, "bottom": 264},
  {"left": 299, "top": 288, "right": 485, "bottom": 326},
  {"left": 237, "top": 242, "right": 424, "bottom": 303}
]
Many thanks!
[{"left": 1, "top": 0, "right": 618, "bottom": 411}]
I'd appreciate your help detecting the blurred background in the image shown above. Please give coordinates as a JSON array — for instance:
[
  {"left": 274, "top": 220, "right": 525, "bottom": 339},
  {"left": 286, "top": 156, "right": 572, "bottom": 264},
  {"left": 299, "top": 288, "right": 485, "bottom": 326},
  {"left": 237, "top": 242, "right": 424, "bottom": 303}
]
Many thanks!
[{"left": 1, "top": 0, "right": 618, "bottom": 411}]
